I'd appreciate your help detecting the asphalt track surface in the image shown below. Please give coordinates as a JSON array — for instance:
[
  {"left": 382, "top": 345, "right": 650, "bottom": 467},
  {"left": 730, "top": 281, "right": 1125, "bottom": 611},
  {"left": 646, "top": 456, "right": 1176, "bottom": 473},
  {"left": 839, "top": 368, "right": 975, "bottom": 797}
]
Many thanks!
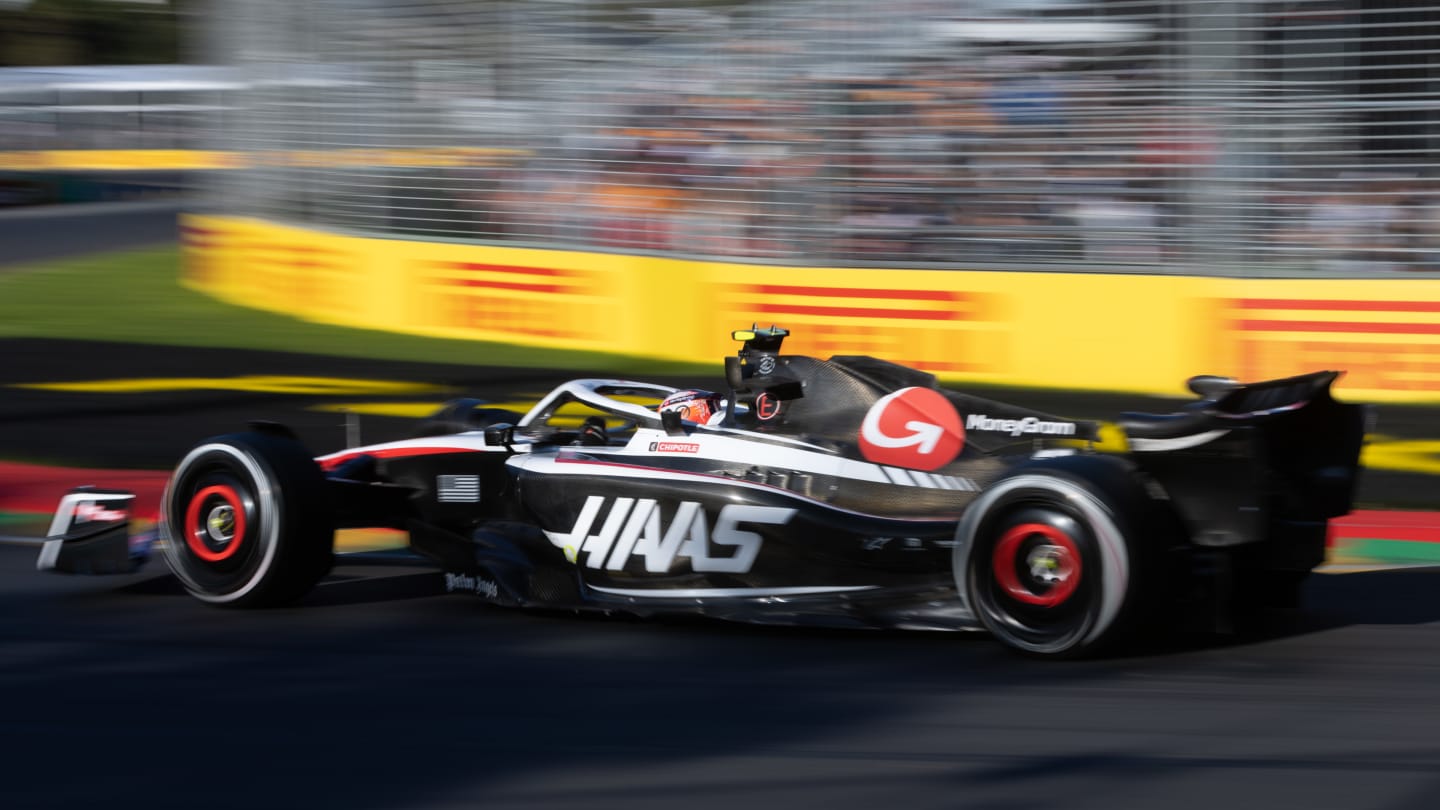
[{"left": 4, "top": 206, "right": 1440, "bottom": 809}]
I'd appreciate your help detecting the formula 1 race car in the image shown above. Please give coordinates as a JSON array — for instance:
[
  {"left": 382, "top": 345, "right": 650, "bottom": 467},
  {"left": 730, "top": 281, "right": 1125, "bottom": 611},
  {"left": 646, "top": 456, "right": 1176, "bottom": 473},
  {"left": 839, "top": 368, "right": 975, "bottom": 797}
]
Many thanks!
[{"left": 38, "top": 326, "right": 1367, "bottom": 658}]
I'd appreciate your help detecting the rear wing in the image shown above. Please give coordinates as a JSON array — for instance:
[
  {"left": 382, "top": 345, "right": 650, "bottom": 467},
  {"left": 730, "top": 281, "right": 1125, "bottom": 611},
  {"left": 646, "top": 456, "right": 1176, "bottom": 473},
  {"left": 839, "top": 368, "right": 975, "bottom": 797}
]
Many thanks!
[
  {"left": 1208, "top": 371, "right": 1366, "bottom": 520},
  {"left": 1119, "top": 371, "right": 1368, "bottom": 558}
]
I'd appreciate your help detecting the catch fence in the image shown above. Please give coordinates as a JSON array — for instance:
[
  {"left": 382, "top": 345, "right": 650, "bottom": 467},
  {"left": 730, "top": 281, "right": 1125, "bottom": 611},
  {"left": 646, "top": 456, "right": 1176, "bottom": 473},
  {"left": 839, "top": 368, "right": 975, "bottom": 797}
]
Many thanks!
[{"left": 201, "top": 0, "right": 1440, "bottom": 276}]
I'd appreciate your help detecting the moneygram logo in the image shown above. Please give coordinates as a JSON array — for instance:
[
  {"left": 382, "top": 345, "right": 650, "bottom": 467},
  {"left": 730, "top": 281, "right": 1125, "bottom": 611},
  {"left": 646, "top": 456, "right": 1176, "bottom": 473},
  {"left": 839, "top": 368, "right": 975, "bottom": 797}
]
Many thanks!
[{"left": 965, "top": 414, "right": 1076, "bottom": 437}]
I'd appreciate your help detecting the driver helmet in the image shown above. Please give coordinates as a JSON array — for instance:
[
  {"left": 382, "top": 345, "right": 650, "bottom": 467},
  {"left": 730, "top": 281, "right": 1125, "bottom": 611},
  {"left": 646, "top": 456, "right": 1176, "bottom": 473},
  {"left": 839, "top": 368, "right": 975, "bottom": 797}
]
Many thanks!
[{"left": 659, "top": 389, "right": 723, "bottom": 425}]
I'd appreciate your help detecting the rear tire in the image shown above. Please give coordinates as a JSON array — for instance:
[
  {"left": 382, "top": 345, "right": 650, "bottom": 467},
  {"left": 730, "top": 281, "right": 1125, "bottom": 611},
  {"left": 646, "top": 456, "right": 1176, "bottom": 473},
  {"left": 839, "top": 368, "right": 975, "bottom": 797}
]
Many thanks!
[
  {"left": 956, "top": 457, "right": 1165, "bottom": 658},
  {"left": 161, "top": 432, "right": 334, "bottom": 607}
]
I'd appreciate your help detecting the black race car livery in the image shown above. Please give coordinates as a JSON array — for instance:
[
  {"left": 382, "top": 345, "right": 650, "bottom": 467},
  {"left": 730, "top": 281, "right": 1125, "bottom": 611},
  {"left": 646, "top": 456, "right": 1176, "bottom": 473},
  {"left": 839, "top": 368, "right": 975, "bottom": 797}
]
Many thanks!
[{"left": 39, "top": 326, "right": 1367, "bottom": 657}]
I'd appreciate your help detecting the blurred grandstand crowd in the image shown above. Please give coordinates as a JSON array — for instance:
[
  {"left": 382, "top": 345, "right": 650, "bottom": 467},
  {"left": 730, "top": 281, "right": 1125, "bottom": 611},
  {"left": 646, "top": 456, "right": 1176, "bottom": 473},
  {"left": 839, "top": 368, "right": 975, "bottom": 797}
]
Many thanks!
[
  {"left": 468, "top": 75, "right": 1440, "bottom": 274},
  {"left": 4, "top": 0, "right": 1439, "bottom": 275}
]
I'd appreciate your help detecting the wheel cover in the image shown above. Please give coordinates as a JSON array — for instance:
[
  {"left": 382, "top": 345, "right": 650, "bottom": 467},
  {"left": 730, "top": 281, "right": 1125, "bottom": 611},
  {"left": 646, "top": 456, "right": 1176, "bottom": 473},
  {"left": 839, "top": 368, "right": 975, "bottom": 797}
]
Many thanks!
[
  {"left": 953, "top": 474, "right": 1131, "bottom": 656},
  {"left": 183, "top": 484, "right": 248, "bottom": 563},
  {"left": 162, "top": 442, "right": 281, "bottom": 604},
  {"left": 991, "top": 522, "right": 1082, "bottom": 608}
]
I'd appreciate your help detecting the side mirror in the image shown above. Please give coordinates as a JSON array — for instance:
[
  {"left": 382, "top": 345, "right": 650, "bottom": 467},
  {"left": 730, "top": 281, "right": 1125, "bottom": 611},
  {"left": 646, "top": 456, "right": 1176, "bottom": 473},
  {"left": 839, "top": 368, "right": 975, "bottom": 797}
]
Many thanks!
[{"left": 725, "top": 355, "right": 744, "bottom": 391}]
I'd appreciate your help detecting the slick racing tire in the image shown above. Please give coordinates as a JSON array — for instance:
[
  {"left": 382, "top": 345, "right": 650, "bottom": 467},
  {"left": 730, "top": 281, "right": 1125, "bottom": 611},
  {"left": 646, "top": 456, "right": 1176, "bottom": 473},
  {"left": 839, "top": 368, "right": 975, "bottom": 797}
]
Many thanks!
[
  {"left": 955, "top": 456, "right": 1164, "bottom": 659},
  {"left": 161, "top": 432, "right": 334, "bottom": 607}
]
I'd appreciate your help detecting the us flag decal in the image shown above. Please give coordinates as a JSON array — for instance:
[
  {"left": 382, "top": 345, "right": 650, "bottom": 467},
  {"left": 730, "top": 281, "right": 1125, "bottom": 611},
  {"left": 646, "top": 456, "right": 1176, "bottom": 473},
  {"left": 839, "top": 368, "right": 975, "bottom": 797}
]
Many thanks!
[{"left": 437, "top": 475, "right": 481, "bottom": 503}]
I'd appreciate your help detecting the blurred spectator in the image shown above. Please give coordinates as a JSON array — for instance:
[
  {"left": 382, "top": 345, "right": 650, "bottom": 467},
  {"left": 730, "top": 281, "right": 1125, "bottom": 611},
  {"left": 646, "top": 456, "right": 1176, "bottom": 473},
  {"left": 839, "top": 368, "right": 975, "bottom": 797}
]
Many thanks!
[
  {"left": 54, "top": 0, "right": 1419, "bottom": 276},
  {"left": 986, "top": 75, "right": 1068, "bottom": 131},
  {"left": 1395, "top": 183, "right": 1440, "bottom": 271},
  {"left": 1067, "top": 190, "right": 1161, "bottom": 264},
  {"left": 587, "top": 154, "right": 688, "bottom": 251},
  {"left": 1272, "top": 177, "right": 1412, "bottom": 273}
]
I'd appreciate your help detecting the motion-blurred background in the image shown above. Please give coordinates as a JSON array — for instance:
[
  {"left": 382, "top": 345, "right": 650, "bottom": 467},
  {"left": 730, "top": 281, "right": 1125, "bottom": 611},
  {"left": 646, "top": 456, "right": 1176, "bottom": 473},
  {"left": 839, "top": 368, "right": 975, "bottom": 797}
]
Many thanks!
[
  {"left": 4, "top": 1, "right": 1440, "bottom": 402},
  {"left": 5, "top": 0, "right": 1439, "bottom": 273}
]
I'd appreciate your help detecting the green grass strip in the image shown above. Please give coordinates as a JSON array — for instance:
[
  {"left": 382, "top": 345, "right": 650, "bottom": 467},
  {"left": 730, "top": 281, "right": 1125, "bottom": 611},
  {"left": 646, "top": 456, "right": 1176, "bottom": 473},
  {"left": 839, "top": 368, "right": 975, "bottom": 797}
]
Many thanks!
[
  {"left": 0, "top": 246, "right": 709, "bottom": 375},
  {"left": 1337, "top": 538, "right": 1440, "bottom": 566},
  {"left": 0, "top": 512, "right": 43, "bottom": 524}
]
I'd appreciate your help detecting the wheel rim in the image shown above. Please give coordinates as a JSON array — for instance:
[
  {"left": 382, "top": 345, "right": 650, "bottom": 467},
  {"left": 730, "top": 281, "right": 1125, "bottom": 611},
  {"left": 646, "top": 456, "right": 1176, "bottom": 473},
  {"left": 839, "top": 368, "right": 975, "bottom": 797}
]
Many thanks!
[
  {"left": 991, "top": 522, "right": 1082, "bottom": 608},
  {"left": 162, "top": 441, "right": 279, "bottom": 604},
  {"left": 954, "top": 474, "right": 1134, "bottom": 656},
  {"left": 183, "top": 484, "right": 248, "bottom": 563},
  {"left": 971, "top": 507, "right": 1096, "bottom": 652}
]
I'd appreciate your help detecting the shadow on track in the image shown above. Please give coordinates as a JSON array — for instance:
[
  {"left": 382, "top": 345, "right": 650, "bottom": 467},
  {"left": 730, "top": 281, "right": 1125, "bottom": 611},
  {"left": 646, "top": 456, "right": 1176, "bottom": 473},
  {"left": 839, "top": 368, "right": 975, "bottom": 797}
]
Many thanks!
[
  {"left": 5, "top": 545, "right": 1440, "bottom": 810},
  {"left": 1122, "top": 566, "right": 1440, "bottom": 660},
  {"left": 114, "top": 555, "right": 1440, "bottom": 655}
]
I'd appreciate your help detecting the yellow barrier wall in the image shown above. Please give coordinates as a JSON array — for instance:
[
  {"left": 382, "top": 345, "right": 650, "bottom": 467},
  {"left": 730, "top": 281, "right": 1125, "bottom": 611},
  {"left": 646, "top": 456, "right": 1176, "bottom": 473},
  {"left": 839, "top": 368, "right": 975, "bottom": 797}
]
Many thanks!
[
  {"left": 0, "top": 148, "right": 526, "bottom": 172},
  {"left": 182, "top": 215, "right": 1440, "bottom": 403}
]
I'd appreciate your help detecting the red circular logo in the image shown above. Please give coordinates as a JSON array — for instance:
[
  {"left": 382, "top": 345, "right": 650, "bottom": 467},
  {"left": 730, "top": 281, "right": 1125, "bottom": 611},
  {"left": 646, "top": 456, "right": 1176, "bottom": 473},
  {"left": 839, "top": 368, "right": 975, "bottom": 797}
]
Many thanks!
[
  {"left": 755, "top": 393, "right": 782, "bottom": 421},
  {"left": 857, "top": 387, "right": 964, "bottom": 471}
]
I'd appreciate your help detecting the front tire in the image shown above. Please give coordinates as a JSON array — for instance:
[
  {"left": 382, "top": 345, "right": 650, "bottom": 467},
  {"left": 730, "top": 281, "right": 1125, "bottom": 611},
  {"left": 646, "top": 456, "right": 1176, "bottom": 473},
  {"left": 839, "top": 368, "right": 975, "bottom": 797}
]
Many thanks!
[
  {"left": 161, "top": 432, "right": 334, "bottom": 607},
  {"left": 956, "top": 458, "right": 1164, "bottom": 658}
]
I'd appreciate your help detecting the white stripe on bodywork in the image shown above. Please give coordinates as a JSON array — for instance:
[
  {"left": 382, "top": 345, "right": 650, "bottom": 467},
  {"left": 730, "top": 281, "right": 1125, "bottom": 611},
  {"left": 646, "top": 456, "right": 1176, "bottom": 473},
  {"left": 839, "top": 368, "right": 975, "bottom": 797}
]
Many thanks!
[
  {"left": 512, "top": 454, "right": 960, "bottom": 522},
  {"left": 322, "top": 426, "right": 974, "bottom": 493},
  {"left": 882, "top": 466, "right": 916, "bottom": 486},
  {"left": 624, "top": 428, "right": 895, "bottom": 483},
  {"left": 316, "top": 433, "right": 510, "bottom": 464},
  {"left": 587, "top": 584, "right": 878, "bottom": 599},
  {"left": 616, "top": 429, "right": 974, "bottom": 491},
  {"left": 1127, "top": 430, "right": 1228, "bottom": 453}
]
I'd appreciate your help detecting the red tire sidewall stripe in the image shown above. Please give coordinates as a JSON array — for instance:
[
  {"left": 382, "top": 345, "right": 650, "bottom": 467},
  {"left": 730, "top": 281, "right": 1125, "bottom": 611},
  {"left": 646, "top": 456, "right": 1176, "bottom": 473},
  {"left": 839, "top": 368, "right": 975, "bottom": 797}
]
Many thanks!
[
  {"left": 991, "top": 522, "right": 1083, "bottom": 608},
  {"left": 183, "top": 484, "right": 248, "bottom": 563}
]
